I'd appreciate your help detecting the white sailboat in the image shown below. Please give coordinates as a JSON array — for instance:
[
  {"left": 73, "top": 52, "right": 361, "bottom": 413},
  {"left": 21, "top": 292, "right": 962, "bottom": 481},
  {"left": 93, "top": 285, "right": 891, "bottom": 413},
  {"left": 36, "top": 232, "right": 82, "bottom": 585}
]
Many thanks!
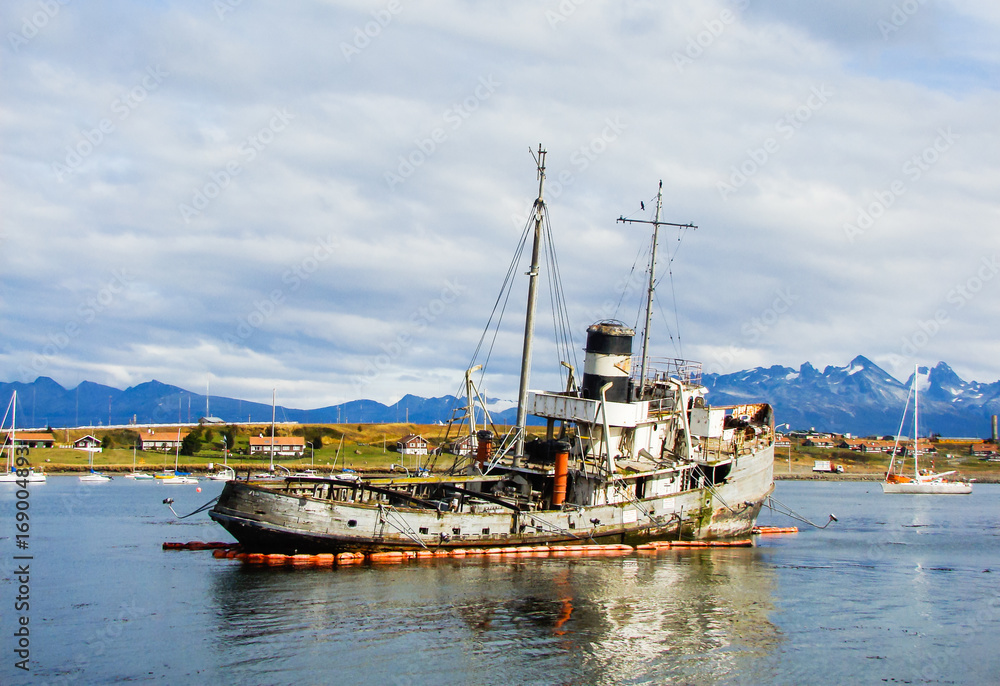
[
  {"left": 208, "top": 435, "right": 235, "bottom": 480},
  {"left": 79, "top": 447, "right": 112, "bottom": 482},
  {"left": 160, "top": 426, "right": 198, "bottom": 484},
  {"left": 124, "top": 442, "right": 155, "bottom": 480},
  {"left": 0, "top": 391, "right": 47, "bottom": 483},
  {"left": 882, "top": 366, "right": 972, "bottom": 495}
]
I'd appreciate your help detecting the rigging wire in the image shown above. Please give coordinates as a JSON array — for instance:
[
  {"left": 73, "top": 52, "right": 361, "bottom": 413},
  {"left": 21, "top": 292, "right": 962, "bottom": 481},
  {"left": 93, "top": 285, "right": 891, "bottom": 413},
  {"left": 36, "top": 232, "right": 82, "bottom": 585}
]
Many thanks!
[
  {"left": 541, "top": 204, "right": 578, "bottom": 382},
  {"left": 612, "top": 240, "right": 646, "bottom": 322},
  {"left": 455, "top": 213, "right": 534, "bottom": 402}
]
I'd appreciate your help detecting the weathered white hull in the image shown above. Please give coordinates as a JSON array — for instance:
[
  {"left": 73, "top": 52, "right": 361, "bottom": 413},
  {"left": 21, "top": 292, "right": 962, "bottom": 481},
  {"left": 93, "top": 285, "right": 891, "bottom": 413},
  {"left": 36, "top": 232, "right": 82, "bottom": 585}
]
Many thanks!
[
  {"left": 881, "top": 480, "right": 972, "bottom": 495},
  {"left": 0, "top": 470, "right": 46, "bottom": 483},
  {"left": 210, "top": 444, "right": 774, "bottom": 554}
]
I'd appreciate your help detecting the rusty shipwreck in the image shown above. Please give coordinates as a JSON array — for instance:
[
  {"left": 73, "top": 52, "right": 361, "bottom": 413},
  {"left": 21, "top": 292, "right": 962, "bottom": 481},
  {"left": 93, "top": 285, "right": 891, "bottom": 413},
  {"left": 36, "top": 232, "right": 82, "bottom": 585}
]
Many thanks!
[{"left": 209, "top": 147, "right": 775, "bottom": 554}]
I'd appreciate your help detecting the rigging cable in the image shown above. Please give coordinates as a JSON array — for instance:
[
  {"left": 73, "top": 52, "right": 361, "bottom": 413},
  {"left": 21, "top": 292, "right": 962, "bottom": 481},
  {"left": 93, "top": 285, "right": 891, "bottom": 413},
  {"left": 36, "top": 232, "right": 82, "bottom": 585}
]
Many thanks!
[
  {"left": 541, "top": 204, "right": 578, "bottom": 381},
  {"left": 453, "top": 213, "right": 534, "bottom": 402}
]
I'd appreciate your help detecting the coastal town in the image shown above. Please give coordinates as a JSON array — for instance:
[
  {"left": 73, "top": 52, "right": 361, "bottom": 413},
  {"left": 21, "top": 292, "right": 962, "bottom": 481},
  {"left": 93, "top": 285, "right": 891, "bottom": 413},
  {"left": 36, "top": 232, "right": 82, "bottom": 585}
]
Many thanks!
[{"left": 6, "top": 420, "right": 999, "bottom": 481}]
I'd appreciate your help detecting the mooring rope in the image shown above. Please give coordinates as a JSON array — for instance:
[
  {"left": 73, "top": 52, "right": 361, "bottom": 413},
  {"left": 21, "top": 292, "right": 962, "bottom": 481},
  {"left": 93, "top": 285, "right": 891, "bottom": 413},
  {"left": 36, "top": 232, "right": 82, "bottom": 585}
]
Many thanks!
[
  {"left": 162, "top": 495, "right": 220, "bottom": 519},
  {"left": 765, "top": 495, "right": 838, "bottom": 529}
]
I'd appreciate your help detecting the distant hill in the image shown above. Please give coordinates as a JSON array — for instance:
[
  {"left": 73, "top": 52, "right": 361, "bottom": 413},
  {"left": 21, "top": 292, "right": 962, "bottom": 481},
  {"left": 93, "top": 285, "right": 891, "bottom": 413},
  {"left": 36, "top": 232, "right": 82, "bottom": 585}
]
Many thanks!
[
  {"left": 3, "top": 357, "right": 999, "bottom": 437},
  {"left": 0, "top": 377, "right": 518, "bottom": 429}
]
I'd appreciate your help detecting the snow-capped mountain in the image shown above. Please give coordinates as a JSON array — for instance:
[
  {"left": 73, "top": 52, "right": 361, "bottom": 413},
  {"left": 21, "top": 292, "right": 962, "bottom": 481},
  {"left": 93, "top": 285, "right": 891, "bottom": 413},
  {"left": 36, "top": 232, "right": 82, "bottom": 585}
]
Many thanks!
[{"left": 702, "top": 356, "right": 1000, "bottom": 437}]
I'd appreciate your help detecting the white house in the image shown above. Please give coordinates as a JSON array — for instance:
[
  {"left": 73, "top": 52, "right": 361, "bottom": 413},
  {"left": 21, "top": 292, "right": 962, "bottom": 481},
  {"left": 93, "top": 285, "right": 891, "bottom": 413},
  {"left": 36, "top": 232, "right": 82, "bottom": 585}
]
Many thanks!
[
  {"left": 397, "top": 434, "right": 429, "bottom": 456},
  {"left": 249, "top": 436, "right": 306, "bottom": 457}
]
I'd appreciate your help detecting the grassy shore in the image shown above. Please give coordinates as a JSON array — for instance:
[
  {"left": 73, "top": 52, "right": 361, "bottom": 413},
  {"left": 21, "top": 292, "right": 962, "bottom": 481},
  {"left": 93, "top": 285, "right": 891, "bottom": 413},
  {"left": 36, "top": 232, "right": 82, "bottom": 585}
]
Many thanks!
[{"left": 15, "top": 423, "right": 1000, "bottom": 482}]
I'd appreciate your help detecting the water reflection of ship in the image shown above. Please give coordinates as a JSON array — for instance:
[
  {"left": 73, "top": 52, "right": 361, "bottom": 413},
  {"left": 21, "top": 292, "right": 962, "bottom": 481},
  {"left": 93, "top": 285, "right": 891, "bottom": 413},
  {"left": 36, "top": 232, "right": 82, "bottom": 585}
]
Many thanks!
[
  {"left": 455, "top": 553, "right": 781, "bottom": 682},
  {"left": 207, "top": 554, "right": 779, "bottom": 682}
]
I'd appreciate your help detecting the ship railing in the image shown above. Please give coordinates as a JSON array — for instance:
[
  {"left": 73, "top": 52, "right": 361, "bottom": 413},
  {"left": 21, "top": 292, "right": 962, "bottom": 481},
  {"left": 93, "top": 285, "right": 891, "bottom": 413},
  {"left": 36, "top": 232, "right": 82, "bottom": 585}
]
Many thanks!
[{"left": 632, "top": 357, "right": 703, "bottom": 387}]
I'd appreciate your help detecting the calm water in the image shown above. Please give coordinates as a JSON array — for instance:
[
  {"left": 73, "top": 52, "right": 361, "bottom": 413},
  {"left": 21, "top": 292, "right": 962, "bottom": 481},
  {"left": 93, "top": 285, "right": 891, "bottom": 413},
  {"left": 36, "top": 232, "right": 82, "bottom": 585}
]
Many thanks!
[{"left": 1, "top": 479, "right": 998, "bottom": 685}]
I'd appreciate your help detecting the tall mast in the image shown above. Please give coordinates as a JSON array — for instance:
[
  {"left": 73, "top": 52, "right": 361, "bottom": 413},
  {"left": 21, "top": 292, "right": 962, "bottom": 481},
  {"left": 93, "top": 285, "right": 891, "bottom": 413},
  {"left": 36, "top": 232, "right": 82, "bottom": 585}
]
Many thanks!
[
  {"left": 617, "top": 181, "right": 696, "bottom": 396},
  {"left": 270, "top": 388, "right": 276, "bottom": 472},
  {"left": 913, "top": 364, "right": 919, "bottom": 476},
  {"left": 515, "top": 145, "right": 547, "bottom": 457}
]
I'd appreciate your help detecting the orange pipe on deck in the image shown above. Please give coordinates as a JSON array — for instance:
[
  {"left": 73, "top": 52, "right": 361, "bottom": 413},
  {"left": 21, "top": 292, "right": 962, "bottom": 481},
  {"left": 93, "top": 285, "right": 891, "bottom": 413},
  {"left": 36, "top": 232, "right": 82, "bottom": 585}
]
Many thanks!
[
  {"left": 552, "top": 445, "right": 569, "bottom": 507},
  {"left": 475, "top": 430, "right": 493, "bottom": 469}
]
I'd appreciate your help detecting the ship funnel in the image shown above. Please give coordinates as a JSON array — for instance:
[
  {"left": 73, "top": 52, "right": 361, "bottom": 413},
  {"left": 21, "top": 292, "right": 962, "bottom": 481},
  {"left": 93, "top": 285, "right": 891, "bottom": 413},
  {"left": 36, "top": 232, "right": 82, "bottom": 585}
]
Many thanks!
[{"left": 581, "top": 321, "right": 634, "bottom": 403}]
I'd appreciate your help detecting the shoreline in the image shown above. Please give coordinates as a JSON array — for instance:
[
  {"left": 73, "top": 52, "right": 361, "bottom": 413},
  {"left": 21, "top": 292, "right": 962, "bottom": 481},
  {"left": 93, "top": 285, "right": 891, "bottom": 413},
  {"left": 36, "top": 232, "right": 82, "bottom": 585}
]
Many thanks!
[
  {"left": 24, "top": 469, "right": 999, "bottom": 484},
  {"left": 774, "top": 472, "right": 998, "bottom": 484}
]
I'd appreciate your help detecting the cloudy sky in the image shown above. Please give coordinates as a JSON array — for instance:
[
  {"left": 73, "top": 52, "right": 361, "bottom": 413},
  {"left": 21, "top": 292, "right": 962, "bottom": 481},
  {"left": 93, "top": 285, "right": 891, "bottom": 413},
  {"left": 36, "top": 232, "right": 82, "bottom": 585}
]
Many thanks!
[{"left": 2, "top": 0, "right": 999, "bottom": 410}]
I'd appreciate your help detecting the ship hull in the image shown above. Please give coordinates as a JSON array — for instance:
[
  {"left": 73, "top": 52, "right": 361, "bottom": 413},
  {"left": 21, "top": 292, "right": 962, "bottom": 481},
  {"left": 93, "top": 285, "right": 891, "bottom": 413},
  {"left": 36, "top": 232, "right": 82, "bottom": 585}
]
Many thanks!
[
  {"left": 209, "top": 444, "right": 774, "bottom": 555},
  {"left": 881, "top": 480, "right": 972, "bottom": 495}
]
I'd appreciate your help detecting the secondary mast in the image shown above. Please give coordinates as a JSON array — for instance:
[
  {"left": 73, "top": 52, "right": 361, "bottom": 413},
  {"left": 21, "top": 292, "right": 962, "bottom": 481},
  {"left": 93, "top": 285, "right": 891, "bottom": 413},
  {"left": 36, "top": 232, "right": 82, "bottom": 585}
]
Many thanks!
[
  {"left": 616, "top": 181, "right": 696, "bottom": 397},
  {"left": 514, "top": 145, "right": 547, "bottom": 457}
]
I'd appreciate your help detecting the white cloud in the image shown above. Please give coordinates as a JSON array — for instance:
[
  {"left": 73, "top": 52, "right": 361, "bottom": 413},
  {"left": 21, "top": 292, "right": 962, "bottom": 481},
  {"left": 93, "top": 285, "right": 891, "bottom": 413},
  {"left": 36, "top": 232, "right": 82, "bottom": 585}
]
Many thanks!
[{"left": 2, "top": 0, "right": 999, "bottom": 408}]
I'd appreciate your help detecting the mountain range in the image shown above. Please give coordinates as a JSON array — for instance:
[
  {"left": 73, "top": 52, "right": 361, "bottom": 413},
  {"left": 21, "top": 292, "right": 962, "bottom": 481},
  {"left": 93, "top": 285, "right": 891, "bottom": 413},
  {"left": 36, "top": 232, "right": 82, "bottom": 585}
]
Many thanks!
[
  {"left": 2, "top": 356, "right": 999, "bottom": 438},
  {"left": 702, "top": 356, "right": 1000, "bottom": 438}
]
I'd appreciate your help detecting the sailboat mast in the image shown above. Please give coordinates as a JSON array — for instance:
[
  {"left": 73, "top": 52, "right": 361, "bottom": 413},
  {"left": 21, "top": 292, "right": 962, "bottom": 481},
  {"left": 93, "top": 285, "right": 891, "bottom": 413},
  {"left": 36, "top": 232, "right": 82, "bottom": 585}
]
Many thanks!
[
  {"left": 514, "top": 145, "right": 547, "bottom": 457},
  {"left": 10, "top": 391, "right": 16, "bottom": 471},
  {"left": 639, "top": 183, "right": 664, "bottom": 390},
  {"left": 913, "top": 364, "right": 919, "bottom": 476}
]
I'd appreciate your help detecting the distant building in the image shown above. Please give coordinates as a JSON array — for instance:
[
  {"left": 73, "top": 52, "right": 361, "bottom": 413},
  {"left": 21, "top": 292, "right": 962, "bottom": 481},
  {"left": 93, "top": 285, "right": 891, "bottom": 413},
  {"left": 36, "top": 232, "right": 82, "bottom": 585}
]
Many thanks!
[
  {"left": 199, "top": 416, "right": 226, "bottom": 425},
  {"left": 2, "top": 431, "right": 55, "bottom": 449},
  {"left": 397, "top": 434, "right": 429, "bottom": 456},
  {"left": 249, "top": 436, "right": 306, "bottom": 457},
  {"left": 139, "top": 431, "right": 189, "bottom": 452},
  {"left": 803, "top": 437, "right": 836, "bottom": 449},
  {"left": 840, "top": 438, "right": 896, "bottom": 454},
  {"left": 73, "top": 435, "right": 102, "bottom": 451},
  {"left": 448, "top": 434, "right": 477, "bottom": 456},
  {"left": 971, "top": 443, "right": 999, "bottom": 459}
]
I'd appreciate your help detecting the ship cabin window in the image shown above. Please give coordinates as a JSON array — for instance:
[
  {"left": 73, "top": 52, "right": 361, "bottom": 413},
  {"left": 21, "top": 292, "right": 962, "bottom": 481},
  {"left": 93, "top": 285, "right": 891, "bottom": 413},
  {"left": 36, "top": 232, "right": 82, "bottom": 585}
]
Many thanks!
[
  {"left": 452, "top": 527, "right": 461, "bottom": 535},
  {"left": 419, "top": 527, "right": 429, "bottom": 535},
  {"left": 347, "top": 519, "right": 357, "bottom": 528},
  {"left": 481, "top": 527, "right": 490, "bottom": 535}
]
